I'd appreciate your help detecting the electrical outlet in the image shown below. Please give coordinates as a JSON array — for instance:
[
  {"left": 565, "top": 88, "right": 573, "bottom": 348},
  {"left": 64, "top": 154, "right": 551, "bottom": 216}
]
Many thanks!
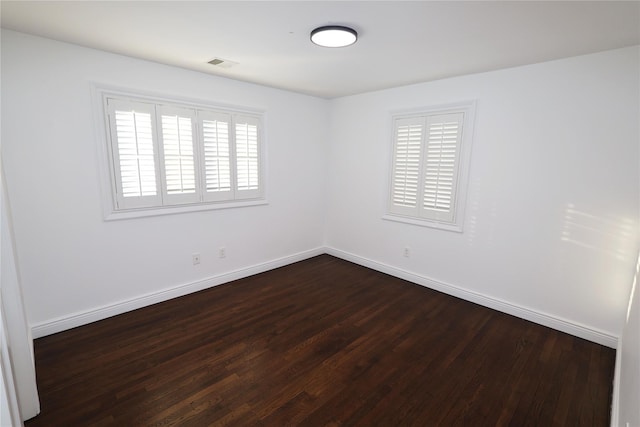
[
  {"left": 219, "top": 247, "right": 226, "bottom": 258},
  {"left": 403, "top": 247, "right": 410, "bottom": 258},
  {"left": 192, "top": 253, "right": 201, "bottom": 265}
]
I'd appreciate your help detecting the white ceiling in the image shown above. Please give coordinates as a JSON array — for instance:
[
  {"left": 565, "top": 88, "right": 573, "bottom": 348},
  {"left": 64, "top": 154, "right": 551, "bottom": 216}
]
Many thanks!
[{"left": 2, "top": 1, "right": 639, "bottom": 98}]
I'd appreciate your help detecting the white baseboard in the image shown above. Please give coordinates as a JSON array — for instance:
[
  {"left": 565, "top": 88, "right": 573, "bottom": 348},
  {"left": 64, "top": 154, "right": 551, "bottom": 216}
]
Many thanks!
[
  {"left": 31, "top": 247, "right": 325, "bottom": 338},
  {"left": 31, "top": 246, "right": 619, "bottom": 349},
  {"left": 325, "top": 247, "right": 619, "bottom": 348}
]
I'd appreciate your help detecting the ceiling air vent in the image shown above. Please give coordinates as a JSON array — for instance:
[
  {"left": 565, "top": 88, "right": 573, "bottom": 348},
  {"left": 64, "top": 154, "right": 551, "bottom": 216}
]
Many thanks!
[{"left": 207, "top": 57, "right": 238, "bottom": 69}]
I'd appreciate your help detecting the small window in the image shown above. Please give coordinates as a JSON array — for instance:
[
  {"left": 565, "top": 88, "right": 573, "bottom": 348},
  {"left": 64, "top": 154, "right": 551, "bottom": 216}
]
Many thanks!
[
  {"left": 385, "top": 102, "right": 475, "bottom": 232},
  {"left": 97, "top": 87, "right": 265, "bottom": 219}
]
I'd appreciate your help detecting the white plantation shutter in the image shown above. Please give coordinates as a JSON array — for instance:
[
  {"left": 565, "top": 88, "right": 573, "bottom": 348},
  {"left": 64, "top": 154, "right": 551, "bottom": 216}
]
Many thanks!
[
  {"left": 388, "top": 109, "right": 469, "bottom": 227},
  {"left": 107, "top": 98, "right": 161, "bottom": 209},
  {"left": 422, "top": 113, "right": 463, "bottom": 222},
  {"left": 198, "top": 111, "right": 232, "bottom": 202},
  {"left": 390, "top": 117, "right": 423, "bottom": 217},
  {"left": 234, "top": 115, "right": 261, "bottom": 199},
  {"left": 101, "top": 91, "right": 265, "bottom": 216},
  {"left": 158, "top": 106, "right": 199, "bottom": 205}
]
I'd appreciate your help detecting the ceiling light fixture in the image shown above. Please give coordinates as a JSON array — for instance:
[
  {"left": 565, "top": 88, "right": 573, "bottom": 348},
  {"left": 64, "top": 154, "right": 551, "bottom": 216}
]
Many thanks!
[{"left": 310, "top": 25, "right": 358, "bottom": 48}]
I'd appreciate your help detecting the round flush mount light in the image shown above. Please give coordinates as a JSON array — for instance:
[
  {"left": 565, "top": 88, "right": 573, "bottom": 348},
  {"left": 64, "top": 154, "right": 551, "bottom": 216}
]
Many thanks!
[{"left": 310, "top": 25, "right": 358, "bottom": 48}]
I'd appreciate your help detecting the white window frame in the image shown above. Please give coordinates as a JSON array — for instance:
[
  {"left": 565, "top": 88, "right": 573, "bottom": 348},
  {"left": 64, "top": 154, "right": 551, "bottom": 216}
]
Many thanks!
[
  {"left": 383, "top": 101, "right": 476, "bottom": 232},
  {"left": 92, "top": 84, "right": 267, "bottom": 220}
]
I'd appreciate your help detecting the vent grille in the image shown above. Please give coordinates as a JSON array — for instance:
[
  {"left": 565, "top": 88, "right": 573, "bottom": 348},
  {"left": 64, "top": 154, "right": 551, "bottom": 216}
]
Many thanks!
[{"left": 207, "top": 57, "right": 238, "bottom": 69}]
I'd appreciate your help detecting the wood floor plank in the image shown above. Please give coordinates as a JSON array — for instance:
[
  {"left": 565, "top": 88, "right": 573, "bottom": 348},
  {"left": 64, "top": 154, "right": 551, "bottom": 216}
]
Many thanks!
[{"left": 25, "top": 255, "right": 615, "bottom": 426}]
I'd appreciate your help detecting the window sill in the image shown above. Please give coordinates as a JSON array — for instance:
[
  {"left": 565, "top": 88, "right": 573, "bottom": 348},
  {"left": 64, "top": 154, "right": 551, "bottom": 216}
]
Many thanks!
[
  {"left": 104, "top": 199, "right": 268, "bottom": 221},
  {"left": 382, "top": 214, "right": 463, "bottom": 233}
]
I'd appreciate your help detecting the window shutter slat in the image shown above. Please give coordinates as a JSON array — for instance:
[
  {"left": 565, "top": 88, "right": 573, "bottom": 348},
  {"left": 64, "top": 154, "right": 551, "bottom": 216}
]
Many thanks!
[
  {"left": 389, "top": 117, "right": 424, "bottom": 217},
  {"left": 107, "top": 98, "right": 162, "bottom": 209},
  {"left": 114, "top": 110, "right": 156, "bottom": 198},
  {"left": 161, "top": 116, "right": 195, "bottom": 194},
  {"left": 198, "top": 111, "right": 233, "bottom": 202},
  {"left": 234, "top": 115, "right": 261, "bottom": 199},
  {"left": 422, "top": 113, "right": 464, "bottom": 221},
  {"left": 158, "top": 106, "right": 199, "bottom": 205}
]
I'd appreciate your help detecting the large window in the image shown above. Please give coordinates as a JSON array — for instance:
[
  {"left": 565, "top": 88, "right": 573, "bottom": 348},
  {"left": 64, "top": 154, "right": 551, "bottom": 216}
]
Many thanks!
[
  {"left": 385, "top": 102, "right": 475, "bottom": 232},
  {"left": 96, "top": 88, "right": 265, "bottom": 219}
]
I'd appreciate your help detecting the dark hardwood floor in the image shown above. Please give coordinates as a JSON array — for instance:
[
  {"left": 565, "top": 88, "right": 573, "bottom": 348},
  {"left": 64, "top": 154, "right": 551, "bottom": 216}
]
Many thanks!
[{"left": 25, "top": 255, "right": 615, "bottom": 426}]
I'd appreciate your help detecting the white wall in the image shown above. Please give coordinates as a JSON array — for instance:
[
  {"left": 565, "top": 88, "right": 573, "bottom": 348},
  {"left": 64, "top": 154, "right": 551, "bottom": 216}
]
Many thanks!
[
  {"left": 325, "top": 46, "right": 640, "bottom": 342},
  {"left": 1, "top": 30, "right": 328, "bottom": 332}
]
